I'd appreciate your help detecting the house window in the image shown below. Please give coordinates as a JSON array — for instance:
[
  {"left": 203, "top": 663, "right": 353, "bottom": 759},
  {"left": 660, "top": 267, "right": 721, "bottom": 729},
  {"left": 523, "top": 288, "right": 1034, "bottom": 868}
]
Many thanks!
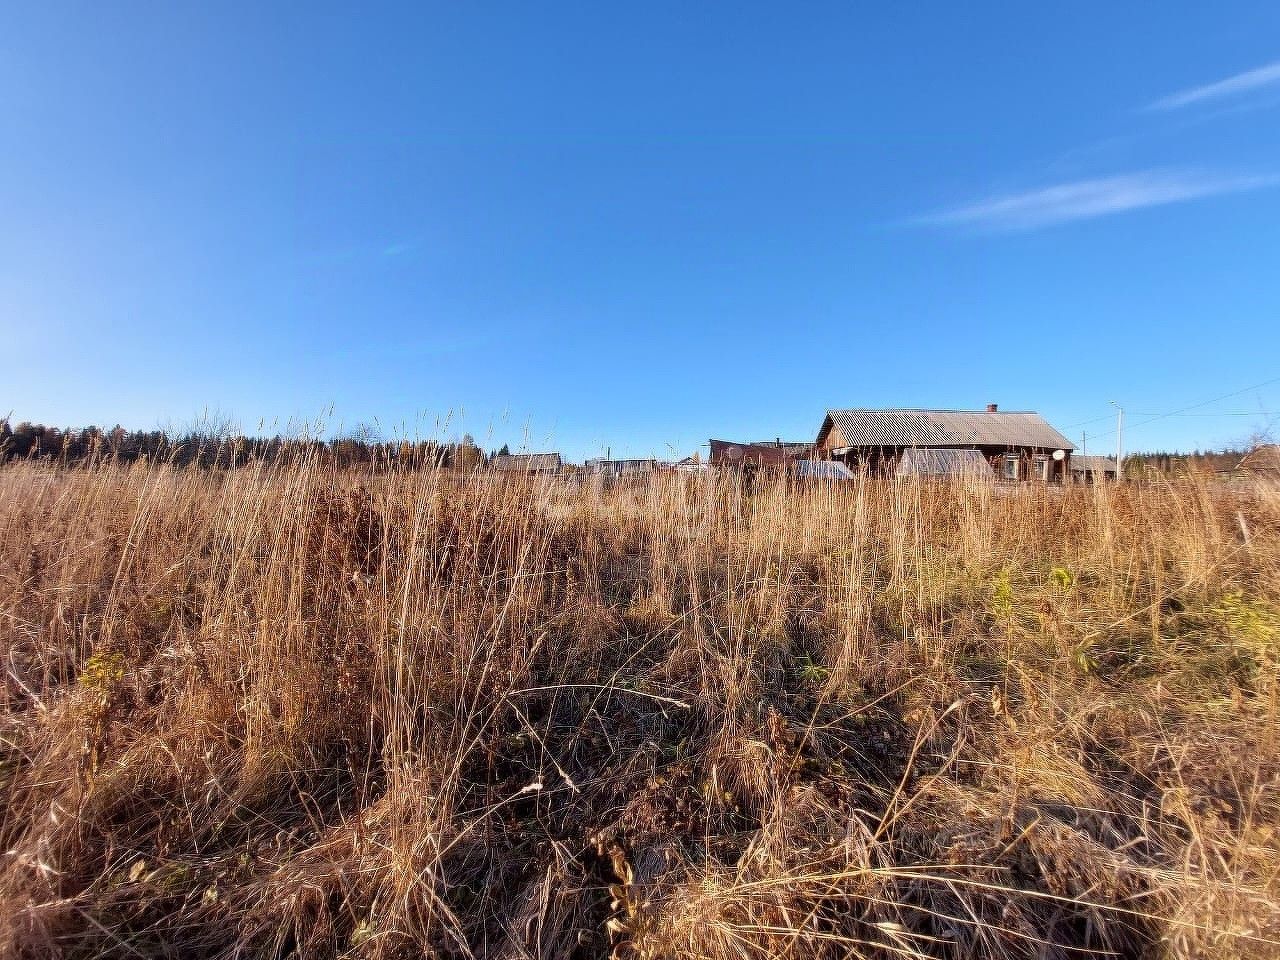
[
  {"left": 1034, "top": 456, "right": 1050, "bottom": 481},
  {"left": 1003, "top": 455, "right": 1019, "bottom": 480}
]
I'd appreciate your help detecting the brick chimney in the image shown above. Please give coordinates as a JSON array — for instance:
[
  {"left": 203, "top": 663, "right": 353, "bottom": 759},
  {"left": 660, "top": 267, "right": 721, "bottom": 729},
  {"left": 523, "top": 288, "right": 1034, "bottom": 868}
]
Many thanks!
[{"left": 986, "top": 403, "right": 998, "bottom": 413}]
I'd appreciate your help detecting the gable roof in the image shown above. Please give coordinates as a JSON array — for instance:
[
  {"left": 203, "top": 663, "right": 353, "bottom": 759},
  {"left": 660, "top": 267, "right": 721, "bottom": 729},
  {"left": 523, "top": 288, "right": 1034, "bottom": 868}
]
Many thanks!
[
  {"left": 490, "top": 452, "right": 562, "bottom": 472},
  {"left": 822, "top": 409, "right": 1074, "bottom": 451}
]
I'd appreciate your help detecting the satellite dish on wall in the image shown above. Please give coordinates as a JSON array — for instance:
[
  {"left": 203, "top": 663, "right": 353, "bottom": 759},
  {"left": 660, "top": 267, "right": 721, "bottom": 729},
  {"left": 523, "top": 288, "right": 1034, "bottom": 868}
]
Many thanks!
[{"left": 1052, "top": 449, "right": 1066, "bottom": 461}]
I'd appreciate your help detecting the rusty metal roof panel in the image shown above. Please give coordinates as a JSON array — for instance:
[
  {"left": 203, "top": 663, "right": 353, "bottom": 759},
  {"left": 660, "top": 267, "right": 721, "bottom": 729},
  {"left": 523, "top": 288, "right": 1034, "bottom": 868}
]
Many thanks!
[
  {"left": 826, "top": 409, "right": 1074, "bottom": 451},
  {"left": 709, "top": 439, "right": 802, "bottom": 466},
  {"left": 750, "top": 441, "right": 814, "bottom": 453}
]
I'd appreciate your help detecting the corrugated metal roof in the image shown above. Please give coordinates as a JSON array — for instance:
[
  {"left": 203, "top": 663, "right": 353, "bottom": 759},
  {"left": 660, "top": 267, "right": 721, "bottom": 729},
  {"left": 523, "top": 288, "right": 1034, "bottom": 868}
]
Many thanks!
[
  {"left": 896, "top": 447, "right": 995, "bottom": 478},
  {"left": 490, "top": 453, "right": 562, "bottom": 472},
  {"left": 825, "top": 409, "right": 1074, "bottom": 451}
]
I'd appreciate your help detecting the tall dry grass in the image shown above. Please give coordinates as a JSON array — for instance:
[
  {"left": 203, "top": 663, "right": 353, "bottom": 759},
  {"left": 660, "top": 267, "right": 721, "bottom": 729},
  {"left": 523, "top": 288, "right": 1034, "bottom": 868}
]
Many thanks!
[{"left": 2, "top": 459, "right": 1279, "bottom": 958}]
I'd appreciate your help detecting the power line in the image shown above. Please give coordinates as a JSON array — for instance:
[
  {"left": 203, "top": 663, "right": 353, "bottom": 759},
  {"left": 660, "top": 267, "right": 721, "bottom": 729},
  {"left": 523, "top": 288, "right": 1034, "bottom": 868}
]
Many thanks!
[
  {"left": 1062, "top": 412, "right": 1117, "bottom": 429},
  {"left": 1072, "top": 373, "right": 1280, "bottom": 440}
]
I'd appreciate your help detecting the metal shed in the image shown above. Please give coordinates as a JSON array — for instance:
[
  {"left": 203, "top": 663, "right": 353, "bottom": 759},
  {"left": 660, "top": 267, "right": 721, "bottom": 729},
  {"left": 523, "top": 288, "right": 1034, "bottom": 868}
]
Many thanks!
[
  {"left": 895, "top": 447, "right": 996, "bottom": 479},
  {"left": 793, "top": 459, "right": 856, "bottom": 481}
]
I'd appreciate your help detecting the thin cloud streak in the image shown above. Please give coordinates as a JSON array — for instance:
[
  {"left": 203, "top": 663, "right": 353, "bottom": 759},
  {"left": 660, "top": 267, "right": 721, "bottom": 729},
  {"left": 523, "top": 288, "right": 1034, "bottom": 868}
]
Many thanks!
[
  {"left": 1147, "top": 60, "right": 1280, "bottom": 111},
  {"left": 919, "top": 169, "right": 1277, "bottom": 231}
]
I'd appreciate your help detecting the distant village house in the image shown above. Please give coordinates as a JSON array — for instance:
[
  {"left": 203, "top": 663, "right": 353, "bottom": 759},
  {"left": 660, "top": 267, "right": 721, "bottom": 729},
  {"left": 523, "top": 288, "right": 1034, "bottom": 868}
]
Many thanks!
[
  {"left": 583, "top": 458, "right": 660, "bottom": 478},
  {"left": 815, "top": 405, "right": 1075, "bottom": 480}
]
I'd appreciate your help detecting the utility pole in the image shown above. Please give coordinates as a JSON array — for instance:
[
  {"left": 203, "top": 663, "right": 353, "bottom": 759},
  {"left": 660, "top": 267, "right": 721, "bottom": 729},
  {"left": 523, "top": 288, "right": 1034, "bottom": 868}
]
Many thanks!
[
  {"left": 1110, "top": 402, "right": 1123, "bottom": 479},
  {"left": 1081, "top": 432, "right": 1087, "bottom": 456}
]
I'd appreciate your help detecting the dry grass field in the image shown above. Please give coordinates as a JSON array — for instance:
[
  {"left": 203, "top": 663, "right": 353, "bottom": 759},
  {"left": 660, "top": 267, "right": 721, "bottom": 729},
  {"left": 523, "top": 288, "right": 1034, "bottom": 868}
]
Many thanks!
[{"left": 3, "top": 459, "right": 1280, "bottom": 959}]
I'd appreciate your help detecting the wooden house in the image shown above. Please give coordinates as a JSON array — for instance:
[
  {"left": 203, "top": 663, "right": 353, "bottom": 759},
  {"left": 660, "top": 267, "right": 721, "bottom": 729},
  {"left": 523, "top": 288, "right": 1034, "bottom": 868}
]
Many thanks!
[
  {"left": 815, "top": 405, "right": 1074, "bottom": 481},
  {"left": 583, "top": 458, "right": 660, "bottom": 478}
]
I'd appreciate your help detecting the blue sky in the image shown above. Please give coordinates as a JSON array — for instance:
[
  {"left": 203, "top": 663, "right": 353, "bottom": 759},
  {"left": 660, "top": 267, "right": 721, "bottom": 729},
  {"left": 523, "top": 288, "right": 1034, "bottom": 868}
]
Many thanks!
[{"left": 2, "top": 3, "right": 1278, "bottom": 459}]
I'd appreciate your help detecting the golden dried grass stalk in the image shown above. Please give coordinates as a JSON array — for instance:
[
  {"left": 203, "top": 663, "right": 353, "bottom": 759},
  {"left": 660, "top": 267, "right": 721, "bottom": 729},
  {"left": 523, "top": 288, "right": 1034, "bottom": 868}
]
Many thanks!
[{"left": 1, "top": 460, "right": 1279, "bottom": 958}]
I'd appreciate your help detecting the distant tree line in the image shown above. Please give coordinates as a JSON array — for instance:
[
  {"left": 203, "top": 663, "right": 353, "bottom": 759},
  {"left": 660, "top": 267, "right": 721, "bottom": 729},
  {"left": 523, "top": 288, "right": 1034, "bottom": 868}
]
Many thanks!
[
  {"left": 1125, "top": 447, "right": 1251, "bottom": 476},
  {"left": 4, "top": 417, "right": 1263, "bottom": 477},
  {"left": 0, "top": 419, "right": 488, "bottom": 470}
]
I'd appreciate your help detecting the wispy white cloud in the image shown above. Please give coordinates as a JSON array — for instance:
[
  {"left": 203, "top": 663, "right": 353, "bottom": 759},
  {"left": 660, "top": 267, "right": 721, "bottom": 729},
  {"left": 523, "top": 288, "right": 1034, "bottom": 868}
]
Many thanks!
[
  {"left": 1146, "top": 60, "right": 1280, "bottom": 112},
  {"left": 917, "top": 169, "right": 1277, "bottom": 231}
]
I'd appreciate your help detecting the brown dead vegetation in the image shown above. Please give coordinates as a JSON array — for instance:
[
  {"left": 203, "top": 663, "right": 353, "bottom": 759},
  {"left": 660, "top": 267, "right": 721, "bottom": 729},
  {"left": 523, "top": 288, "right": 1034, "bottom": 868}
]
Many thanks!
[{"left": 2, "top": 460, "right": 1279, "bottom": 958}]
